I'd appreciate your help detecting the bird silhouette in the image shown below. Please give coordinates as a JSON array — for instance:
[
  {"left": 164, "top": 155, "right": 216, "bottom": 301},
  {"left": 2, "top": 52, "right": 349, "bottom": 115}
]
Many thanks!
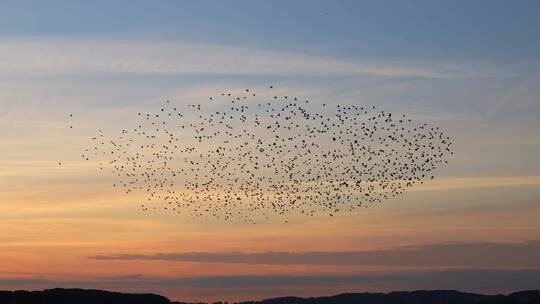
[{"left": 70, "top": 86, "right": 453, "bottom": 224}]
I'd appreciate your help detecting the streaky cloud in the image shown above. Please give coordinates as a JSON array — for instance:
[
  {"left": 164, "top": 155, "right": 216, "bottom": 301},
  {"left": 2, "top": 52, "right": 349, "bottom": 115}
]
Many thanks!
[
  {"left": 2, "top": 269, "right": 540, "bottom": 293},
  {"left": 0, "top": 38, "right": 486, "bottom": 79},
  {"left": 89, "top": 241, "right": 540, "bottom": 267}
]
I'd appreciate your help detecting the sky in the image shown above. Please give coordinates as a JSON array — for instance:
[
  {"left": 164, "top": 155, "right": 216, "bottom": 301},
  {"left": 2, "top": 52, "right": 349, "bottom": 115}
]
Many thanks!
[{"left": 1, "top": 0, "right": 540, "bottom": 302}]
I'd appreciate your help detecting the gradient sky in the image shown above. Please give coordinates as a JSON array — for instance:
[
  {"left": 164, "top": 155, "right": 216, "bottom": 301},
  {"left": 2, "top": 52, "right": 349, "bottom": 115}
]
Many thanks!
[{"left": 1, "top": 0, "right": 540, "bottom": 302}]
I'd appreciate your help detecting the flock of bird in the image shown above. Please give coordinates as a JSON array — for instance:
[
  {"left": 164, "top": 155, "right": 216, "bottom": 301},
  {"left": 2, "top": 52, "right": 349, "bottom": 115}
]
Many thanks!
[{"left": 69, "top": 86, "right": 453, "bottom": 223}]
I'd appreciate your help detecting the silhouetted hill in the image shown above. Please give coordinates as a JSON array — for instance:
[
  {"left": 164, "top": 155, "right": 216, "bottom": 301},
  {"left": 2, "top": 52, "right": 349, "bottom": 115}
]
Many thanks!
[
  {"left": 0, "top": 288, "right": 539, "bottom": 304},
  {"left": 240, "top": 290, "right": 540, "bottom": 304},
  {"left": 0, "top": 288, "right": 169, "bottom": 304}
]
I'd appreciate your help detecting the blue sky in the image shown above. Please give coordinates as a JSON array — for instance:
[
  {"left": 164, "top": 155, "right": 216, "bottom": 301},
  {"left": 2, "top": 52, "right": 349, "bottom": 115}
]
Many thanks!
[{"left": 1, "top": 0, "right": 540, "bottom": 60}]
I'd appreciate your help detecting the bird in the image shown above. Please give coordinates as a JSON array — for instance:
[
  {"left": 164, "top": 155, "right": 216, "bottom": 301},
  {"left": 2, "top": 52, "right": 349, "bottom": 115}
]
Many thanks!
[{"left": 75, "top": 86, "right": 453, "bottom": 224}]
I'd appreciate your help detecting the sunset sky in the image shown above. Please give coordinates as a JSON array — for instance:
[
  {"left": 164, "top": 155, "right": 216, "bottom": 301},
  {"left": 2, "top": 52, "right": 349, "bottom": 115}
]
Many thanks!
[{"left": 1, "top": 0, "right": 540, "bottom": 302}]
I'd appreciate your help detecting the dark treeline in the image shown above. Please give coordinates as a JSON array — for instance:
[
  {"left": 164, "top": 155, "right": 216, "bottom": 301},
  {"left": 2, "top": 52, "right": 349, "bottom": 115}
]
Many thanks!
[{"left": 0, "top": 289, "right": 539, "bottom": 304}]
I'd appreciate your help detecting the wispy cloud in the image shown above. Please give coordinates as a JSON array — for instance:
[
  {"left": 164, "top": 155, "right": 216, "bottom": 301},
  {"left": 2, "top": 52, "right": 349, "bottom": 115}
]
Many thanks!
[
  {"left": 2, "top": 269, "right": 540, "bottom": 299},
  {"left": 0, "top": 38, "right": 484, "bottom": 79},
  {"left": 412, "top": 176, "right": 540, "bottom": 192},
  {"left": 89, "top": 241, "right": 540, "bottom": 268}
]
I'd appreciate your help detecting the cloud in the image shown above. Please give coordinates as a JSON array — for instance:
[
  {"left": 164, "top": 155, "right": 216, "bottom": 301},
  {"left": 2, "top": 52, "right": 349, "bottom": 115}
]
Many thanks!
[
  {"left": 1, "top": 269, "right": 540, "bottom": 298},
  {"left": 0, "top": 37, "right": 482, "bottom": 79},
  {"left": 411, "top": 176, "right": 540, "bottom": 192},
  {"left": 89, "top": 240, "right": 540, "bottom": 268}
]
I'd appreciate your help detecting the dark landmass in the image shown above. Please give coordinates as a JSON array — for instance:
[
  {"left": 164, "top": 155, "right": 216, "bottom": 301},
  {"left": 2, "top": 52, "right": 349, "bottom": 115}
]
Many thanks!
[
  {"left": 239, "top": 290, "right": 540, "bottom": 304},
  {"left": 0, "top": 288, "right": 170, "bottom": 304},
  {"left": 0, "top": 288, "right": 539, "bottom": 304}
]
